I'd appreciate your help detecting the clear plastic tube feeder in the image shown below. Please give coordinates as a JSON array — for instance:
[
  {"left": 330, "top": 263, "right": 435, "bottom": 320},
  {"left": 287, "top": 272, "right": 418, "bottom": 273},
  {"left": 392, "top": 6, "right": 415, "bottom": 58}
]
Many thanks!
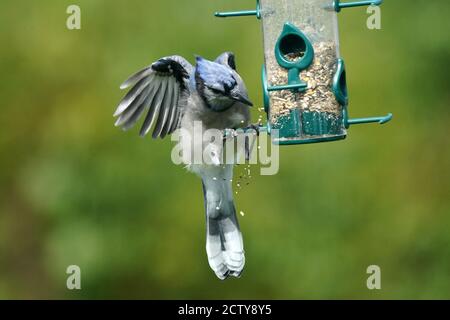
[{"left": 216, "top": 0, "right": 392, "bottom": 145}]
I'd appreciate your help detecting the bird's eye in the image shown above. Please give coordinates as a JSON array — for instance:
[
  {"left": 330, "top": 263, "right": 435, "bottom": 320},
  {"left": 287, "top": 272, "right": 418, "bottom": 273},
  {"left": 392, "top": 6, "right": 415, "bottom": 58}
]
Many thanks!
[{"left": 209, "top": 87, "right": 223, "bottom": 95}]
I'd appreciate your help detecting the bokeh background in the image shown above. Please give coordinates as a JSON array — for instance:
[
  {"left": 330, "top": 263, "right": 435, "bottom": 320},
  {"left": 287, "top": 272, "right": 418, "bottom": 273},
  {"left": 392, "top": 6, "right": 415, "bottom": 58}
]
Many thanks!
[{"left": 0, "top": 0, "right": 449, "bottom": 299}]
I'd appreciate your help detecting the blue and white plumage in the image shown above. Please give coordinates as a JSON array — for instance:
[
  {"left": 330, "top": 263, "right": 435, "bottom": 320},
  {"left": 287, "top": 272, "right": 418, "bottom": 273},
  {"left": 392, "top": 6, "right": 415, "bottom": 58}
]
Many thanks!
[{"left": 114, "top": 53, "right": 253, "bottom": 280}]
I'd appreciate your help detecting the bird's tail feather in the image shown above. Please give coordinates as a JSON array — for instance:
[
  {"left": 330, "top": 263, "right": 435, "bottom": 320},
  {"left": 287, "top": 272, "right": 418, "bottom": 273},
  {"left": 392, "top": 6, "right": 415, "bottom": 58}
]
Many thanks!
[{"left": 202, "top": 177, "right": 245, "bottom": 280}]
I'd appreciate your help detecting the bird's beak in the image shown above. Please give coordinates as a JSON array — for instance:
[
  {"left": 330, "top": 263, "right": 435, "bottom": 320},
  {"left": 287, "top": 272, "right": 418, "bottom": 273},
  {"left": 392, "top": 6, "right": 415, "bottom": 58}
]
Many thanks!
[{"left": 232, "top": 93, "right": 253, "bottom": 107}]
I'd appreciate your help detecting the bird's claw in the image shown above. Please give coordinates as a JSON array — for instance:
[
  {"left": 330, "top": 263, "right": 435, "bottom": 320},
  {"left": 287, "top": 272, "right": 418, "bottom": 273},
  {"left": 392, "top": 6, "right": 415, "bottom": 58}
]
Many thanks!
[
  {"left": 248, "top": 124, "right": 260, "bottom": 136},
  {"left": 244, "top": 124, "right": 260, "bottom": 161}
]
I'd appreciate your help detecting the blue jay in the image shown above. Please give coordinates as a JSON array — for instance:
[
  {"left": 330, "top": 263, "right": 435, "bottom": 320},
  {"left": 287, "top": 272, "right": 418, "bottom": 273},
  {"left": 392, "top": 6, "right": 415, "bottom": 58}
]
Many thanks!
[{"left": 114, "top": 53, "right": 253, "bottom": 280}]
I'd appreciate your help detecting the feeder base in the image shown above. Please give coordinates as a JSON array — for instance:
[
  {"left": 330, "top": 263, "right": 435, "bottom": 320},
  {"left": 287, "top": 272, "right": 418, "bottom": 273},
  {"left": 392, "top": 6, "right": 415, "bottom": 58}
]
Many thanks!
[{"left": 270, "top": 109, "right": 347, "bottom": 145}]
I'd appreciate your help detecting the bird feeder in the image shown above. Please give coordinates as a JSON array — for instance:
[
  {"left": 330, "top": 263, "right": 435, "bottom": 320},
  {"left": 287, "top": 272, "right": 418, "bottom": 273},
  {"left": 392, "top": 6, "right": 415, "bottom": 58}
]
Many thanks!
[{"left": 216, "top": 0, "right": 392, "bottom": 145}]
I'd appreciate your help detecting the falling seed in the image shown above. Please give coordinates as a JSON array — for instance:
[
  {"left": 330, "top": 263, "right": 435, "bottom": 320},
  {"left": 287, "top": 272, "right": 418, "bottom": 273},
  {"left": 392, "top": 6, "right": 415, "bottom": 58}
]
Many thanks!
[
  {"left": 212, "top": 177, "right": 217, "bottom": 180},
  {"left": 216, "top": 206, "right": 220, "bottom": 210},
  {"left": 240, "top": 211, "right": 245, "bottom": 216}
]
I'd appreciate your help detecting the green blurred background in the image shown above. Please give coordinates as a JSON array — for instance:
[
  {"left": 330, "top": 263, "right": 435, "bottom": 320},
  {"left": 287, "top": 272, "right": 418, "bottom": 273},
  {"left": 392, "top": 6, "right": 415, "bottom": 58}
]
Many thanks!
[{"left": 0, "top": 0, "right": 449, "bottom": 299}]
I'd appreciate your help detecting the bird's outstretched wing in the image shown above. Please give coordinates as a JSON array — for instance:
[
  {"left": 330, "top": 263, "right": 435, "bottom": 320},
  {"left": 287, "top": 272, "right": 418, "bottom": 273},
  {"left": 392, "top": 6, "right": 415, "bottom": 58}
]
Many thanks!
[{"left": 114, "top": 56, "right": 193, "bottom": 138}]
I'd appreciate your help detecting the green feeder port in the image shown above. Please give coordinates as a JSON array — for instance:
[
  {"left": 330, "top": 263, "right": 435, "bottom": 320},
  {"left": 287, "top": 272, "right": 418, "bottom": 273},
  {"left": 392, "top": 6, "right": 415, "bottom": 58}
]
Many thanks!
[
  {"left": 273, "top": 22, "right": 314, "bottom": 93},
  {"left": 215, "top": 0, "right": 391, "bottom": 145}
]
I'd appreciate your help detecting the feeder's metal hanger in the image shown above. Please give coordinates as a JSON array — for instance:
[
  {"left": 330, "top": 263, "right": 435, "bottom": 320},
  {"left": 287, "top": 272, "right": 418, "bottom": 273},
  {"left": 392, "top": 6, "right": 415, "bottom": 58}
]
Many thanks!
[
  {"left": 215, "top": 0, "right": 391, "bottom": 144},
  {"left": 215, "top": 0, "right": 384, "bottom": 17},
  {"left": 215, "top": 0, "right": 261, "bottom": 19},
  {"left": 332, "top": 0, "right": 383, "bottom": 12}
]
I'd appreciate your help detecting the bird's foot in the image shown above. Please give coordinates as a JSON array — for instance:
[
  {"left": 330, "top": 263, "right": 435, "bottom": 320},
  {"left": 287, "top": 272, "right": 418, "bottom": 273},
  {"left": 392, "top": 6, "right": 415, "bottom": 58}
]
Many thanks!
[
  {"left": 247, "top": 123, "right": 260, "bottom": 136},
  {"left": 244, "top": 124, "right": 260, "bottom": 161}
]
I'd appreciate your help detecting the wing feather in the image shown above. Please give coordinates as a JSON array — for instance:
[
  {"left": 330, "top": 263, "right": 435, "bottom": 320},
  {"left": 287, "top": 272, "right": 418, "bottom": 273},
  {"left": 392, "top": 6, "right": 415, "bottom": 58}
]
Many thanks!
[
  {"left": 114, "top": 85, "right": 150, "bottom": 127},
  {"left": 114, "top": 74, "right": 154, "bottom": 116},
  {"left": 121, "top": 81, "right": 161, "bottom": 130},
  {"left": 169, "top": 99, "right": 181, "bottom": 133},
  {"left": 152, "top": 78, "right": 174, "bottom": 138},
  {"left": 139, "top": 77, "right": 168, "bottom": 136},
  {"left": 114, "top": 56, "right": 192, "bottom": 138},
  {"left": 160, "top": 81, "right": 180, "bottom": 138},
  {"left": 120, "top": 66, "right": 153, "bottom": 90},
  {"left": 120, "top": 98, "right": 148, "bottom": 131}
]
